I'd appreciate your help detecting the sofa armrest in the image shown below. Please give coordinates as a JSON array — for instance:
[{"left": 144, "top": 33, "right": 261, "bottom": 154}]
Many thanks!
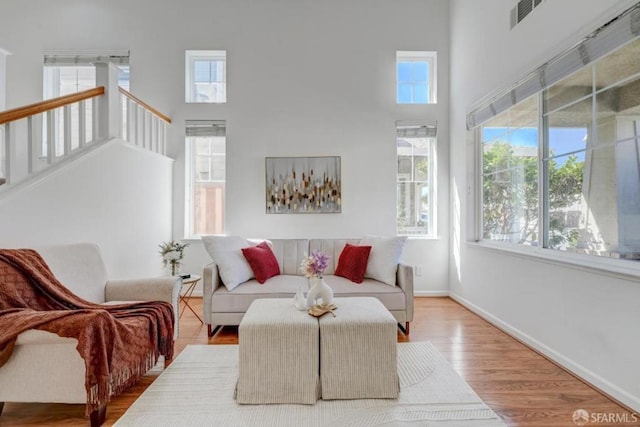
[
  {"left": 396, "top": 263, "right": 414, "bottom": 322},
  {"left": 105, "top": 277, "right": 181, "bottom": 338},
  {"left": 105, "top": 277, "right": 180, "bottom": 304},
  {"left": 203, "top": 262, "right": 222, "bottom": 325}
]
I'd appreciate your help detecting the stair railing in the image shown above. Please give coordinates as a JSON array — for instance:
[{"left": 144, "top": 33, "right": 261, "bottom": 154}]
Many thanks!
[
  {"left": 0, "top": 62, "right": 170, "bottom": 189},
  {"left": 119, "top": 87, "right": 171, "bottom": 155},
  {"left": 0, "top": 87, "right": 105, "bottom": 187}
]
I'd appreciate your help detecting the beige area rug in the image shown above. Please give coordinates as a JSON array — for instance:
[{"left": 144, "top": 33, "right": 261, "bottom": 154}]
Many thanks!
[{"left": 115, "top": 342, "right": 506, "bottom": 426}]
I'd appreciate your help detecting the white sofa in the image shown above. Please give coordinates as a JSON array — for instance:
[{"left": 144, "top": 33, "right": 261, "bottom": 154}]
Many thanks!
[
  {"left": 0, "top": 243, "right": 181, "bottom": 426},
  {"left": 203, "top": 238, "right": 414, "bottom": 337}
]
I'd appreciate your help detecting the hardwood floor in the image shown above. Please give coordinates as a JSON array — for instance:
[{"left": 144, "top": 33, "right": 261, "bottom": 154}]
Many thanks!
[{"left": 0, "top": 297, "right": 635, "bottom": 426}]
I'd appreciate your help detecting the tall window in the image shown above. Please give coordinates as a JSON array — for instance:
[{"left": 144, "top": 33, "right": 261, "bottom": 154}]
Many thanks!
[
  {"left": 396, "top": 51, "right": 437, "bottom": 104},
  {"left": 43, "top": 54, "right": 129, "bottom": 155},
  {"left": 397, "top": 123, "right": 437, "bottom": 236},
  {"left": 472, "top": 4, "right": 640, "bottom": 262},
  {"left": 185, "top": 50, "right": 226, "bottom": 103},
  {"left": 185, "top": 120, "right": 226, "bottom": 237}
]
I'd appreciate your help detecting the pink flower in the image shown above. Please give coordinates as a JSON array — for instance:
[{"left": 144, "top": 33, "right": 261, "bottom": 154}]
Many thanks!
[{"left": 300, "top": 250, "right": 329, "bottom": 278}]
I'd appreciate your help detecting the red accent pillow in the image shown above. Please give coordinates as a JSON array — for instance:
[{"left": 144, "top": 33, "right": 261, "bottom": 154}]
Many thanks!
[
  {"left": 335, "top": 243, "right": 372, "bottom": 284},
  {"left": 241, "top": 241, "right": 280, "bottom": 284}
]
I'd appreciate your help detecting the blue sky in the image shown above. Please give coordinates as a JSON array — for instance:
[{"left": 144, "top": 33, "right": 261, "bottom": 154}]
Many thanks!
[
  {"left": 483, "top": 127, "right": 588, "bottom": 161},
  {"left": 397, "top": 61, "right": 429, "bottom": 103}
]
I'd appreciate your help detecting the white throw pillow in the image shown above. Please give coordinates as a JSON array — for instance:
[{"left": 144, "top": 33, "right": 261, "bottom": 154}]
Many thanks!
[
  {"left": 202, "top": 235, "right": 256, "bottom": 291},
  {"left": 360, "top": 235, "right": 407, "bottom": 286}
]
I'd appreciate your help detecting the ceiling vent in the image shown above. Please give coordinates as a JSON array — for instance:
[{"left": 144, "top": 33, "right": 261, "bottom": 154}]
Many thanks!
[{"left": 511, "top": 0, "right": 545, "bottom": 29}]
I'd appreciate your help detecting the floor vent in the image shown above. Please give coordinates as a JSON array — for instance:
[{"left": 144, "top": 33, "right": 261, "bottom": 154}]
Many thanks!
[{"left": 511, "top": 0, "right": 545, "bottom": 29}]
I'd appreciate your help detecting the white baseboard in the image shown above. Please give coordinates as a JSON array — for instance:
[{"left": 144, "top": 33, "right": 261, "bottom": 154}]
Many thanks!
[
  {"left": 449, "top": 292, "right": 640, "bottom": 413},
  {"left": 414, "top": 290, "right": 450, "bottom": 297}
]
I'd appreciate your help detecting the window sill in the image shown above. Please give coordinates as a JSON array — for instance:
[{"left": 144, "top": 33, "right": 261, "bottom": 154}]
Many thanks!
[
  {"left": 402, "top": 235, "right": 441, "bottom": 241},
  {"left": 466, "top": 240, "right": 640, "bottom": 282}
]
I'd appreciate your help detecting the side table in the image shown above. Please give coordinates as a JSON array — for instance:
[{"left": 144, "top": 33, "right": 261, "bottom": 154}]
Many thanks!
[{"left": 179, "top": 274, "right": 203, "bottom": 324}]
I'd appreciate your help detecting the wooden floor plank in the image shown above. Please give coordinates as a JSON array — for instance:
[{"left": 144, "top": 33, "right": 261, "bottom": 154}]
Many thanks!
[{"left": 0, "top": 297, "right": 635, "bottom": 426}]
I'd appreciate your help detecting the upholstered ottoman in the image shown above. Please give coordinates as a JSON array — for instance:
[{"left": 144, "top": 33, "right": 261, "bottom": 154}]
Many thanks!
[
  {"left": 319, "top": 297, "right": 399, "bottom": 399},
  {"left": 235, "top": 298, "right": 320, "bottom": 404}
]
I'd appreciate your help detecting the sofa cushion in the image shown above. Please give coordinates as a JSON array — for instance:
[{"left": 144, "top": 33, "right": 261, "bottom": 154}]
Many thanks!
[
  {"left": 36, "top": 243, "right": 108, "bottom": 304},
  {"left": 202, "top": 235, "right": 256, "bottom": 291},
  {"left": 268, "top": 239, "right": 310, "bottom": 275},
  {"left": 334, "top": 243, "right": 371, "bottom": 283},
  {"left": 210, "top": 275, "right": 405, "bottom": 314},
  {"left": 242, "top": 241, "right": 280, "bottom": 284},
  {"left": 360, "top": 236, "right": 407, "bottom": 286}
]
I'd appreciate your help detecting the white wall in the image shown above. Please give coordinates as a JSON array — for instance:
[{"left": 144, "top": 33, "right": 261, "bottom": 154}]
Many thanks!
[
  {"left": 0, "top": 140, "right": 173, "bottom": 279},
  {"left": 449, "top": 0, "right": 640, "bottom": 411},
  {"left": 0, "top": 49, "right": 7, "bottom": 110},
  {"left": 0, "top": 0, "right": 451, "bottom": 293}
]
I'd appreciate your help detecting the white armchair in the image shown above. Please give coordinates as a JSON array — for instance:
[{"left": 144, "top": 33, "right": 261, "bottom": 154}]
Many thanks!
[{"left": 0, "top": 243, "right": 181, "bottom": 426}]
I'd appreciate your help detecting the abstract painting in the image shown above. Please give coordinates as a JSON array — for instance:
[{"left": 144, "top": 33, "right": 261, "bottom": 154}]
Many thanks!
[{"left": 266, "top": 156, "right": 341, "bottom": 214}]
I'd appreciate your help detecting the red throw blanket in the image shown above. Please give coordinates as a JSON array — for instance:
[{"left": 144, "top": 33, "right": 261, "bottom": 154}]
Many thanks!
[{"left": 0, "top": 249, "right": 174, "bottom": 415}]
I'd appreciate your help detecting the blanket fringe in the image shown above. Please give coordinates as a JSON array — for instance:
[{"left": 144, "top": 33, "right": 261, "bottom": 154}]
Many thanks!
[{"left": 87, "top": 350, "right": 160, "bottom": 415}]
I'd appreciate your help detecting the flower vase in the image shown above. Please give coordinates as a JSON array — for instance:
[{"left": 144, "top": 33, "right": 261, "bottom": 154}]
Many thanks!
[
  {"left": 293, "top": 282, "right": 308, "bottom": 310},
  {"left": 170, "top": 262, "right": 180, "bottom": 276},
  {"left": 306, "top": 276, "right": 333, "bottom": 307}
]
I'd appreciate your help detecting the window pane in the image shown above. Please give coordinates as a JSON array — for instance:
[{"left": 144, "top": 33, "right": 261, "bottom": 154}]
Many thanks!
[
  {"left": 195, "top": 139, "right": 210, "bottom": 155},
  {"left": 546, "top": 153, "right": 585, "bottom": 251},
  {"left": 194, "top": 61, "right": 210, "bottom": 83},
  {"left": 410, "top": 138, "right": 430, "bottom": 155},
  {"left": 397, "top": 182, "right": 429, "bottom": 235},
  {"left": 483, "top": 94, "right": 539, "bottom": 247},
  {"left": 414, "top": 156, "right": 429, "bottom": 182},
  {"left": 615, "top": 137, "right": 640, "bottom": 258},
  {"left": 482, "top": 109, "right": 510, "bottom": 143},
  {"left": 483, "top": 139, "right": 538, "bottom": 244},
  {"left": 118, "top": 66, "right": 130, "bottom": 91},
  {"left": 546, "top": 97, "right": 591, "bottom": 157},
  {"left": 545, "top": 66, "right": 592, "bottom": 112},
  {"left": 397, "top": 155, "right": 412, "bottom": 178},
  {"left": 210, "top": 61, "right": 218, "bottom": 82},
  {"left": 397, "top": 84, "right": 412, "bottom": 103},
  {"left": 594, "top": 38, "right": 640, "bottom": 90},
  {"left": 194, "top": 182, "right": 225, "bottom": 235},
  {"left": 412, "top": 62, "right": 428, "bottom": 82},
  {"left": 413, "top": 84, "right": 428, "bottom": 103},
  {"left": 195, "top": 156, "right": 211, "bottom": 181},
  {"left": 595, "top": 75, "right": 640, "bottom": 146},
  {"left": 210, "top": 156, "right": 226, "bottom": 181},
  {"left": 397, "top": 62, "right": 411, "bottom": 82},
  {"left": 211, "top": 138, "right": 226, "bottom": 154}
]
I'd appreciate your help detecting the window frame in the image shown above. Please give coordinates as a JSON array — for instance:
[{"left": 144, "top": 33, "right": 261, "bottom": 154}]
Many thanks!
[
  {"left": 396, "top": 123, "right": 438, "bottom": 238},
  {"left": 396, "top": 51, "right": 437, "bottom": 104},
  {"left": 185, "top": 50, "right": 227, "bottom": 104},
  {"left": 184, "top": 120, "right": 226, "bottom": 238}
]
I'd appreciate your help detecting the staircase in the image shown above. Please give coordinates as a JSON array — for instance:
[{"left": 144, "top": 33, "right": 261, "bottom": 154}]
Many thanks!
[{"left": 0, "top": 62, "right": 171, "bottom": 194}]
